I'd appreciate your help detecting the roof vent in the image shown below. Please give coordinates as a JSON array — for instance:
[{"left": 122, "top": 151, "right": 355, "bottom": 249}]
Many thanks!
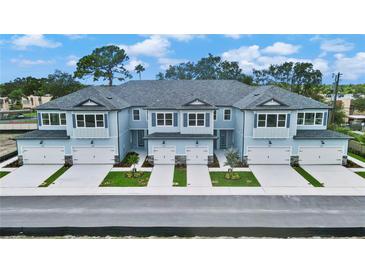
[
  {"left": 107, "top": 96, "right": 113, "bottom": 99},
  {"left": 254, "top": 93, "right": 260, "bottom": 96}
]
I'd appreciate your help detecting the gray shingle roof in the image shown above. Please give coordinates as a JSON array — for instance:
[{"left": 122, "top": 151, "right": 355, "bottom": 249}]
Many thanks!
[
  {"left": 36, "top": 80, "right": 330, "bottom": 111},
  {"left": 16, "top": 130, "right": 70, "bottom": 140},
  {"left": 145, "top": 132, "right": 217, "bottom": 139},
  {"left": 294, "top": 130, "right": 352, "bottom": 139}
]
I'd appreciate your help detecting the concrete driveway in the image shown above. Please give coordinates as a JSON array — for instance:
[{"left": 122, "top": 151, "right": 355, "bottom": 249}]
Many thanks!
[
  {"left": 50, "top": 165, "right": 112, "bottom": 188},
  {"left": 303, "top": 165, "right": 365, "bottom": 188},
  {"left": 187, "top": 165, "right": 211, "bottom": 187},
  {"left": 0, "top": 165, "right": 62, "bottom": 188},
  {"left": 148, "top": 165, "right": 174, "bottom": 187},
  {"left": 250, "top": 165, "right": 311, "bottom": 187}
]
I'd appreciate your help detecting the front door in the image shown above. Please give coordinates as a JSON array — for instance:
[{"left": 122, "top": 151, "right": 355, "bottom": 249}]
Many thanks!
[
  {"left": 220, "top": 130, "right": 227, "bottom": 149},
  {"left": 137, "top": 130, "right": 145, "bottom": 147},
  {"left": 213, "top": 130, "right": 218, "bottom": 149}
]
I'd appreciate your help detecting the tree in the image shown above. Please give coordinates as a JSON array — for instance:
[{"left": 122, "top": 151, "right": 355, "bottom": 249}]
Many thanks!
[
  {"left": 0, "top": 77, "right": 45, "bottom": 97},
  {"left": 42, "top": 70, "right": 85, "bottom": 98},
  {"left": 8, "top": 88, "right": 24, "bottom": 108},
  {"left": 74, "top": 45, "right": 132, "bottom": 86},
  {"left": 352, "top": 97, "right": 365, "bottom": 112},
  {"left": 253, "top": 62, "right": 322, "bottom": 98},
  {"left": 224, "top": 148, "right": 240, "bottom": 173},
  {"left": 156, "top": 54, "right": 253, "bottom": 84},
  {"left": 330, "top": 101, "right": 346, "bottom": 126},
  {"left": 126, "top": 153, "right": 139, "bottom": 173},
  {"left": 134, "top": 64, "right": 145, "bottom": 80}
]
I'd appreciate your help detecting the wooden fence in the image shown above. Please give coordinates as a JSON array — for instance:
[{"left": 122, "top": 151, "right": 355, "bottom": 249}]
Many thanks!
[{"left": 349, "top": 140, "right": 365, "bottom": 157}]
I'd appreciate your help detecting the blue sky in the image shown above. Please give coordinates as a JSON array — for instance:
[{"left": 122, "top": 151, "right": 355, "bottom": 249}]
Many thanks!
[{"left": 1, "top": 34, "right": 364, "bottom": 85}]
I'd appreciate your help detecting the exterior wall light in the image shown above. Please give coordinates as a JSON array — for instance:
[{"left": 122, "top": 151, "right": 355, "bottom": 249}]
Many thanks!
[
  {"left": 196, "top": 140, "right": 199, "bottom": 145},
  {"left": 268, "top": 140, "right": 272, "bottom": 145},
  {"left": 162, "top": 140, "right": 165, "bottom": 145},
  {"left": 40, "top": 140, "right": 43, "bottom": 145},
  {"left": 321, "top": 140, "right": 325, "bottom": 145},
  {"left": 91, "top": 140, "right": 94, "bottom": 145}
]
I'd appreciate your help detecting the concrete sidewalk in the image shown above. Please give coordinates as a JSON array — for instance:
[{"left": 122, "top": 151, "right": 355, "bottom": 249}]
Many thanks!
[
  {"left": 348, "top": 155, "right": 365, "bottom": 168},
  {"left": 1, "top": 185, "right": 365, "bottom": 196}
]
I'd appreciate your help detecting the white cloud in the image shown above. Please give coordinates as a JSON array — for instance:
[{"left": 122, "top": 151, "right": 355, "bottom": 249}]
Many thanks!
[
  {"left": 334, "top": 52, "right": 365, "bottom": 80},
  {"left": 162, "top": 34, "right": 204, "bottom": 42},
  {"left": 224, "top": 34, "right": 241, "bottom": 39},
  {"left": 11, "top": 34, "right": 61, "bottom": 50},
  {"left": 158, "top": 57, "right": 188, "bottom": 70},
  {"left": 262, "top": 42, "right": 300, "bottom": 55},
  {"left": 125, "top": 58, "right": 149, "bottom": 72},
  {"left": 320, "top": 38, "right": 354, "bottom": 53},
  {"left": 64, "top": 34, "right": 87, "bottom": 40},
  {"left": 11, "top": 58, "right": 53, "bottom": 66},
  {"left": 117, "top": 35, "right": 170, "bottom": 57},
  {"left": 66, "top": 55, "right": 79, "bottom": 67},
  {"left": 221, "top": 44, "right": 328, "bottom": 74}
]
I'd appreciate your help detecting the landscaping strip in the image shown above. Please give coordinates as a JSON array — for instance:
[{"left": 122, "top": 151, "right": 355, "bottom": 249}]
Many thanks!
[
  {"left": 294, "top": 166, "right": 324, "bottom": 187},
  {"left": 100, "top": 171, "right": 150, "bottom": 187},
  {"left": 349, "top": 152, "right": 365, "bottom": 164},
  {"left": 0, "top": 171, "right": 10, "bottom": 179},
  {"left": 173, "top": 168, "right": 187, "bottom": 187},
  {"left": 39, "top": 166, "right": 71, "bottom": 187},
  {"left": 210, "top": 171, "right": 260, "bottom": 187},
  {"left": 356, "top": 172, "right": 365, "bottom": 179}
]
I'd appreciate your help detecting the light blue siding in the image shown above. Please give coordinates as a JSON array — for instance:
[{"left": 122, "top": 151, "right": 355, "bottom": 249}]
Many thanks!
[
  {"left": 118, "top": 108, "right": 131, "bottom": 160},
  {"left": 129, "top": 108, "right": 148, "bottom": 129},
  {"left": 214, "top": 107, "right": 235, "bottom": 129}
]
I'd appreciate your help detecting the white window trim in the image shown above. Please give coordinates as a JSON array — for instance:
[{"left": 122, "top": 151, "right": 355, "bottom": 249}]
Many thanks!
[
  {"left": 75, "top": 113, "right": 105, "bottom": 128},
  {"left": 256, "top": 113, "right": 287, "bottom": 128},
  {"left": 41, "top": 112, "right": 67, "bottom": 126},
  {"left": 297, "top": 111, "right": 325, "bottom": 126},
  {"left": 156, "top": 112, "right": 174, "bottom": 127},
  {"left": 188, "top": 112, "right": 206, "bottom": 127},
  {"left": 132, "top": 108, "right": 141, "bottom": 121},
  {"left": 223, "top": 108, "right": 231, "bottom": 121}
]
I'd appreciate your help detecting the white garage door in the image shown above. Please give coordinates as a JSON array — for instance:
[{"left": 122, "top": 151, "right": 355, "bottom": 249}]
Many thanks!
[
  {"left": 72, "top": 147, "right": 115, "bottom": 164},
  {"left": 299, "top": 147, "right": 343, "bottom": 165},
  {"left": 186, "top": 147, "right": 209, "bottom": 165},
  {"left": 247, "top": 147, "right": 291, "bottom": 165},
  {"left": 22, "top": 147, "right": 65, "bottom": 164},
  {"left": 153, "top": 147, "right": 176, "bottom": 165}
]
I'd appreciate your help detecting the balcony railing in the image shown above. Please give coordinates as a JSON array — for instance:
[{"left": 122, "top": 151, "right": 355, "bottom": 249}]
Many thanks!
[
  {"left": 73, "top": 128, "right": 109, "bottom": 138},
  {"left": 253, "top": 128, "right": 289, "bottom": 139}
]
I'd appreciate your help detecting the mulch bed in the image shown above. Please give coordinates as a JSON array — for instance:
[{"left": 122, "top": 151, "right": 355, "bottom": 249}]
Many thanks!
[
  {"left": 345, "top": 160, "right": 362, "bottom": 168},
  {"left": 4, "top": 159, "right": 21, "bottom": 168},
  {"left": 142, "top": 157, "right": 153, "bottom": 167},
  {"left": 113, "top": 151, "right": 138, "bottom": 167},
  {"left": 208, "top": 154, "right": 220, "bottom": 168}
]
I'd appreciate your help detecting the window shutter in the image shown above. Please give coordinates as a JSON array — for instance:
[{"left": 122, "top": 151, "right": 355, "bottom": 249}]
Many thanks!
[
  {"left": 72, "top": 114, "right": 76, "bottom": 128},
  {"left": 152, "top": 113, "right": 156, "bottom": 127},
  {"left": 206, "top": 113, "right": 210, "bottom": 127},
  {"left": 37, "top": 113, "right": 42, "bottom": 126},
  {"left": 286, "top": 113, "right": 291, "bottom": 128},
  {"left": 174, "top": 112, "right": 178, "bottom": 127},
  {"left": 254, "top": 114, "right": 257, "bottom": 128},
  {"left": 104, "top": 114, "right": 108, "bottom": 128},
  {"left": 183, "top": 113, "right": 187, "bottom": 127},
  {"left": 323, "top": 112, "right": 328, "bottom": 126}
]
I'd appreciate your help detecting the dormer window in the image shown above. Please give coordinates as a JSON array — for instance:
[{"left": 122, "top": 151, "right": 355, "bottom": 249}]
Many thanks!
[{"left": 41, "top": 112, "right": 66, "bottom": 126}]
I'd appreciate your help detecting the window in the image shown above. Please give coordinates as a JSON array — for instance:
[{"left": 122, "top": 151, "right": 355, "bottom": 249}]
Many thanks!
[
  {"left": 297, "top": 112, "right": 324, "bottom": 126},
  {"left": 76, "top": 114, "right": 104, "bottom": 128},
  {"left": 41, "top": 112, "right": 66, "bottom": 126},
  {"left": 224, "top": 109, "right": 231, "bottom": 120},
  {"left": 257, "top": 113, "right": 287, "bottom": 128},
  {"left": 188, "top": 113, "right": 205, "bottom": 127},
  {"left": 213, "top": 110, "right": 217, "bottom": 121},
  {"left": 156, "top": 113, "right": 173, "bottom": 126},
  {"left": 133, "top": 109, "right": 140, "bottom": 121}
]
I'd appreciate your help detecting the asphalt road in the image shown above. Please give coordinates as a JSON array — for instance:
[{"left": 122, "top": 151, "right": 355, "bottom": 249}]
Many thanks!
[{"left": 1, "top": 196, "right": 365, "bottom": 232}]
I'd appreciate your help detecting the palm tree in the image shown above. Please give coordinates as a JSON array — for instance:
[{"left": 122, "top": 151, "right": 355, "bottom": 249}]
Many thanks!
[{"left": 134, "top": 64, "right": 145, "bottom": 80}]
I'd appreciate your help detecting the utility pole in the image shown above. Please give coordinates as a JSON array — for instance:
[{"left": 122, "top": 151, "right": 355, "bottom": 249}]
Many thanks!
[{"left": 331, "top": 72, "right": 342, "bottom": 124}]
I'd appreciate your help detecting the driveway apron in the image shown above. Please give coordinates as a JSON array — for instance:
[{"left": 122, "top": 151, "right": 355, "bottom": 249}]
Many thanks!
[
  {"left": 303, "top": 165, "right": 365, "bottom": 188},
  {"left": 0, "top": 165, "right": 62, "bottom": 188},
  {"left": 148, "top": 165, "right": 174, "bottom": 187},
  {"left": 51, "top": 165, "right": 112, "bottom": 188},
  {"left": 187, "top": 165, "right": 211, "bottom": 187},
  {"left": 250, "top": 165, "right": 311, "bottom": 187}
]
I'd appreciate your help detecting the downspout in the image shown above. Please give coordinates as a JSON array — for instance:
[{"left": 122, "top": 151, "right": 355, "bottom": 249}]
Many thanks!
[
  {"left": 116, "top": 110, "right": 120, "bottom": 161},
  {"left": 241, "top": 110, "right": 245, "bottom": 160}
]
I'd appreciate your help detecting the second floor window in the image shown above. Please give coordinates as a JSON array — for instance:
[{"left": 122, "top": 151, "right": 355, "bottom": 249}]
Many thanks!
[
  {"left": 157, "top": 113, "right": 173, "bottom": 126},
  {"left": 297, "top": 112, "right": 324, "bottom": 125},
  {"left": 41, "top": 113, "right": 66, "bottom": 126},
  {"left": 224, "top": 109, "right": 231, "bottom": 120},
  {"left": 133, "top": 109, "right": 140, "bottom": 121},
  {"left": 189, "top": 113, "right": 205, "bottom": 127},
  {"left": 76, "top": 114, "right": 104, "bottom": 128},
  {"left": 257, "top": 113, "right": 287, "bottom": 128}
]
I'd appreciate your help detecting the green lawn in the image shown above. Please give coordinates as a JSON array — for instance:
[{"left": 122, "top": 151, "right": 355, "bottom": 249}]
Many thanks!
[
  {"left": 349, "top": 152, "right": 365, "bottom": 163},
  {"left": 100, "top": 171, "right": 150, "bottom": 187},
  {"left": 0, "top": 171, "right": 10, "bottom": 179},
  {"left": 173, "top": 168, "right": 187, "bottom": 187},
  {"left": 39, "top": 166, "right": 71, "bottom": 187},
  {"left": 210, "top": 172, "right": 260, "bottom": 187},
  {"left": 23, "top": 112, "right": 37, "bottom": 118},
  {"left": 356, "top": 172, "right": 365, "bottom": 179},
  {"left": 293, "top": 166, "right": 324, "bottom": 187}
]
